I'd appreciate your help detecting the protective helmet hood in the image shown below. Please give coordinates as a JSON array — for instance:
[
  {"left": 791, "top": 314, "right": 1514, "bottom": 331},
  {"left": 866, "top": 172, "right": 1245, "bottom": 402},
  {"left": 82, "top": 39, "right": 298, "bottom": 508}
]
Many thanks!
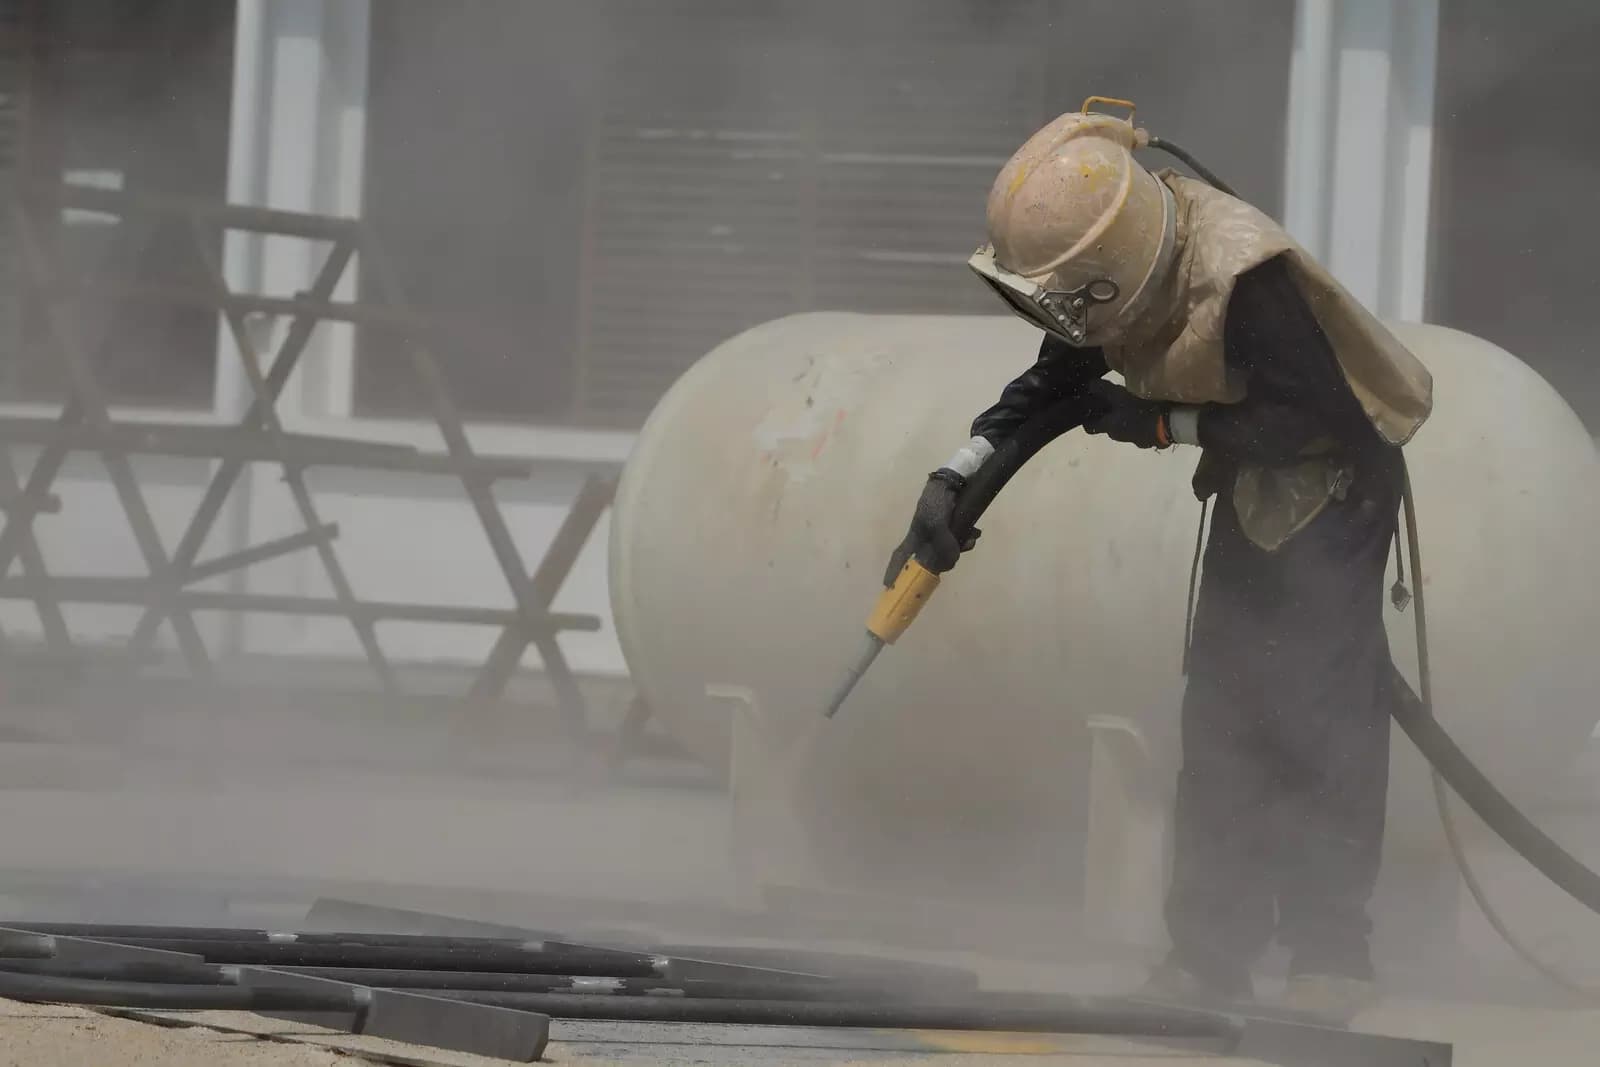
[{"left": 968, "top": 99, "right": 1179, "bottom": 348}]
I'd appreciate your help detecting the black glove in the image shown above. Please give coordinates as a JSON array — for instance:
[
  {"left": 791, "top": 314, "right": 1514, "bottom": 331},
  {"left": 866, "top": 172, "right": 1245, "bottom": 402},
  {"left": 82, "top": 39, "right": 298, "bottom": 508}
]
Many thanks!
[
  {"left": 1082, "top": 380, "right": 1173, "bottom": 450},
  {"left": 882, "top": 471, "right": 980, "bottom": 586}
]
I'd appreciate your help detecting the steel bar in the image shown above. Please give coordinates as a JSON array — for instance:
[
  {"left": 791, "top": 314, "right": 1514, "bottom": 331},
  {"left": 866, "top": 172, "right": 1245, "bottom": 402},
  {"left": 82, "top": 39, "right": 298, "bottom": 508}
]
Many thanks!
[
  {"left": 0, "top": 960, "right": 863, "bottom": 1002},
  {"left": 0, "top": 920, "right": 1451, "bottom": 1067},
  {"left": 0, "top": 579, "right": 601, "bottom": 629},
  {"left": 45, "top": 181, "right": 361, "bottom": 242},
  {"left": 10, "top": 203, "right": 213, "bottom": 674},
  {"left": 1228, "top": 1016, "right": 1453, "bottom": 1067},
  {"left": 64, "top": 938, "right": 670, "bottom": 977},
  {"left": 537, "top": 939, "right": 832, "bottom": 986},
  {"left": 4, "top": 923, "right": 553, "bottom": 948},
  {"left": 0, "top": 443, "right": 71, "bottom": 652},
  {"left": 0, "top": 927, "right": 204, "bottom": 968},
  {"left": 468, "top": 474, "right": 616, "bottom": 711},
  {"left": 124, "top": 235, "right": 355, "bottom": 661},
  {"left": 0, "top": 418, "right": 536, "bottom": 477},
  {"left": 39, "top": 278, "right": 517, "bottom": 347},
  {"left": 360, "top": 229, "right": 597, "bottom": 737},
  {"left": 299, "top": 898, "right": 553, "bottom": 940},
  {"left": 0, "top": 402, "right": 82, "bottom": 580},
  {"left": 0, "top": 959, "right": 231, "bottom": 984},
  {"left": 184, "top": 524, "right": 338, "bottom": 586},
  {"left": 0, "top": 211, "right": 169, "bottom": 581},
  {"left": 235, "top": 967, "right": 549, "bottom": 1062},
  {"left": 632, "top": 942, "right": 980, "bottom": 991},
  {"left": 0, "top": 971, "right": 353, "bottom": 1011},
  {"left": 429, "top": 988, "right": 1239, "bottom": 1040},
  {"left": 0, "top": 491, "right": 62, "bottom": 515},
  {"left": 0, "top": 964, "right": 549, "bottom": 1062},
  {"left": 0, "top": 417, "right": 398, "bottom": 464},
  {"left": 2, "top": 924, "right": 845, "bottom": 988},
  {"left": 0, "top": 931, "right": 54, "bottom": 960},
  {"left": 345, "top": 972, "right": 902, "bottom": 1002},
  {"left": 188, "top": 220, "right": 395, "bottom": 693}
]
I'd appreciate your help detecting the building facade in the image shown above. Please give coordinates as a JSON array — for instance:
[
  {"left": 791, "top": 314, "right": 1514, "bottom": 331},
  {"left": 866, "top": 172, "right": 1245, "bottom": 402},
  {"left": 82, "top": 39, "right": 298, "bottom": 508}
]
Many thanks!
[{"left": 0, "top": 0, "right": 1595, "bottom": 678}]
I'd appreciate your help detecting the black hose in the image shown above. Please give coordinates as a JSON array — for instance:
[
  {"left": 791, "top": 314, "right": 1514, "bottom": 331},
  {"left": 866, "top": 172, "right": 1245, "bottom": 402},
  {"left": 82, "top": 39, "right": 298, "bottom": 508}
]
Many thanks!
[
  {"left": 1143, "top": 137, "right": 1239, "bottom": 198},
  {"left": 1388, "top": 667, "right": 1600, "bottom": 916},
  {"left": 944, "top": 392, "right": 1106, "bottom": 544},
  {"left": 1393, "top": 463, "right": 1600, "bottom": 994}
]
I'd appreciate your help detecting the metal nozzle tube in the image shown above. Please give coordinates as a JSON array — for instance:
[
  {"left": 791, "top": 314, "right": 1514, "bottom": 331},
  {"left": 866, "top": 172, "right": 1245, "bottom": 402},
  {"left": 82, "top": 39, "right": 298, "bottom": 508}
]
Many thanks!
[{"left": 823, "top": 633, "right": 884, "bottom": 719}]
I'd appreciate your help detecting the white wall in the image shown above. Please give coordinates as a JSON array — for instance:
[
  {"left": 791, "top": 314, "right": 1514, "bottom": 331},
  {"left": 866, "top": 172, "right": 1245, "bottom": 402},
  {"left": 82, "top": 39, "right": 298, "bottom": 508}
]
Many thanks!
[
  {"left": 1, "top": 1, "right": 1443, "bottom": 684},
  {"left": 1283, "top": 0, "right": 1438, "bottom": 320}
]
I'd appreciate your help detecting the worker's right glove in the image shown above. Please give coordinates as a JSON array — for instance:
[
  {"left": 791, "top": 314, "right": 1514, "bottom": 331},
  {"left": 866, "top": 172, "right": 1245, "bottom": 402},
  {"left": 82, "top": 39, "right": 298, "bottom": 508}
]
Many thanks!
[
  {"left": 1082, "top": 380, "right": 1173, "bottom": 450},
  {"left": 883, "top": 470, "right": 979, "bottom": 586}
]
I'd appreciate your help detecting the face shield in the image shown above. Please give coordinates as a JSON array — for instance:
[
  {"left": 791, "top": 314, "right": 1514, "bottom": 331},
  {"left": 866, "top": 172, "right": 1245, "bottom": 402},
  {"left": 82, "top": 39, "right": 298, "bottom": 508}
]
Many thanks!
[{"left": 967, "top": 246, "right": 1120, "bottom": 346}]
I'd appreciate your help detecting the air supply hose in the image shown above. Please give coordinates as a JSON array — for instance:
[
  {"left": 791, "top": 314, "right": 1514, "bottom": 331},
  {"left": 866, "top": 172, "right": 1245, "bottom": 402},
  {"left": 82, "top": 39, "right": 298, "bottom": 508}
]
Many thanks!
[
  {"left": 1392, "top": 464, "right": 1600, "bottom": 996},
  {"left": 946, "top": 392, "right": 1107, "bottom": 539},
  {"left": 1141, "top": 135, "right": 1600, "bottom": 995},
  {"left": 1145, "top": 137, "right": 1239, "bottom": 198}
]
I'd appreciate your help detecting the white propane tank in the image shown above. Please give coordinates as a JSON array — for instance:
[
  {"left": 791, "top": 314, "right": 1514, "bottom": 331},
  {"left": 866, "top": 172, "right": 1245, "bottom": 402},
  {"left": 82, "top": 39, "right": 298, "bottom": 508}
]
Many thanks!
[{"left": 609, "top": 312, "right": 1600, "bottom": 906}]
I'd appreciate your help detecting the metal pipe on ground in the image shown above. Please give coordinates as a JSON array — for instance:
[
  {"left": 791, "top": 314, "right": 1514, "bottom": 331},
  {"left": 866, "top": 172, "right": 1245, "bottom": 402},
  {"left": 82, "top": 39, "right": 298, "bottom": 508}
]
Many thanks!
[
  {"left": 11, "top": 923, "right": 557, "bottom": 949},
  {"left": 289, "top": 970, "right": 889, "bottom": 1002},
  {"left": 0, "top": 959, "right": 897, "bottom": 1003},
  {"left": 0, "top": 970, "right": 357, "bottom": 1012},
  {"left": 5, "top": 925, "right": 867, "bottom": 986},
  {"left": 0, "top": 967, "right": 549, "bottom": 1062},
  {"left": 432, "top": 988, "right": 1237, "bottom": 1039},
  {"left": 59, "top": 937, "right": 669, "bottom": 977}
]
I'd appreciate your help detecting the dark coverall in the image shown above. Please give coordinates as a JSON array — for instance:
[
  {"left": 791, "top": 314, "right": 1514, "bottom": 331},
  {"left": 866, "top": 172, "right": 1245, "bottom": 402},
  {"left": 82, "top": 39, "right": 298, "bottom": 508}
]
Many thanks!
[{"left": 966, "top": 255, "right": 1402, "bottom": 993}]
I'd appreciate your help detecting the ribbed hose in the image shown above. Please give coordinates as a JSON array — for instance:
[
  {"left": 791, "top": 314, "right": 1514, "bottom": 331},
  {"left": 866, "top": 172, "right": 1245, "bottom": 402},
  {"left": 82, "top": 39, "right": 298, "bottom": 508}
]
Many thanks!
[
  {"left": 1143, "top": 138, "right": 1239, "bottom": 198},
  {"left": 1395, "top": 462, "right": 1600, "bottom": 996},
  {"left": 946, "top": 392, "right": 1106, "bottom": 542}
]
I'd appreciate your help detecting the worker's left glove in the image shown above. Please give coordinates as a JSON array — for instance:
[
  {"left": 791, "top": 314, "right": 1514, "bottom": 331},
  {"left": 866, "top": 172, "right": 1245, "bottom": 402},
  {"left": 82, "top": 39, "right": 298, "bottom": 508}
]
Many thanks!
[
  {"left": 882, "top": 471, "right": 979, "bottom": 586},
  {"left": 1082, "top": 380, "right": 1173, "bottom": 450}
]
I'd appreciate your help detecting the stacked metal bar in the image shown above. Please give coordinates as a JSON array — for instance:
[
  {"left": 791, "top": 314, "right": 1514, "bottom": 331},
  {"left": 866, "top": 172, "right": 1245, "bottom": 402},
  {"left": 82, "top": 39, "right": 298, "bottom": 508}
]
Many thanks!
[{"left": 0, "top": 922, "right": 1453, "bottom": 1066}]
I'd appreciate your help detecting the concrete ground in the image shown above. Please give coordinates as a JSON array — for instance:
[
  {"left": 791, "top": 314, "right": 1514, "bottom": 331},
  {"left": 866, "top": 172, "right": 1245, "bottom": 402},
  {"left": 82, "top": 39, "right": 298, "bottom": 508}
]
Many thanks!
[
  {"left": 3, "top": 669, "right": 1600, "bottom": 1063},
  {"left": 0, "top": 997, "right": 1273, "bottom": 1067}
]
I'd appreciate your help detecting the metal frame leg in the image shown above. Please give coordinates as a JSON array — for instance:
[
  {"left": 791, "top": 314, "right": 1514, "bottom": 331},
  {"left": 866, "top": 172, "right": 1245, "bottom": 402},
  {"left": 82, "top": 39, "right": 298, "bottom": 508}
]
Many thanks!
[
  {"left": 466, "top": 475, "right": 615, "bottom": 716},
  {"left": 122, "top": 236, "right": 356, "bottom": 666},
  {"left": 12, "top": 204, "right": 212, "bottom": 675},
  {"left": 361, "top": 229, "right": 606, "bottom": 738},
  {"left": 184, "top": 221, "right": 395, "bottom": 692},
  {"left": 0, "top": 206, "right": 171, "bottom": 655},
  {"left": 0, "top": 442, "right": 71, "bottom": 655}
]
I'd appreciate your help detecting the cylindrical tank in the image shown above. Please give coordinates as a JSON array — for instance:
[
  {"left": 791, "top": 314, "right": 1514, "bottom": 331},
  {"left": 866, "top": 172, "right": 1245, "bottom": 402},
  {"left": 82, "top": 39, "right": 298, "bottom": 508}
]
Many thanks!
[{"left": 609, "top": 311, "right": 1600, "bottom": 904}]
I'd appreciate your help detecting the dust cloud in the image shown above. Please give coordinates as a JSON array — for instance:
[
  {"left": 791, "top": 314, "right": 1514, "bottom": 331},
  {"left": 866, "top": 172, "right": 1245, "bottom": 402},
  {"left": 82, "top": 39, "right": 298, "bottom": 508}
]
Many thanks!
[{"left": 0, "top": 2, "right": 1595, "bottom": 1040}]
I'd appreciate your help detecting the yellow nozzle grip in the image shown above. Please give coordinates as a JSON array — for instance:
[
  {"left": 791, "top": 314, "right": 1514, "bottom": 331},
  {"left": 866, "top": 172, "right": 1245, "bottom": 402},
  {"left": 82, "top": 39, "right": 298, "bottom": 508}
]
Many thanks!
[{"left": 866, "top": 559, "right": 941, "bottom": 644}]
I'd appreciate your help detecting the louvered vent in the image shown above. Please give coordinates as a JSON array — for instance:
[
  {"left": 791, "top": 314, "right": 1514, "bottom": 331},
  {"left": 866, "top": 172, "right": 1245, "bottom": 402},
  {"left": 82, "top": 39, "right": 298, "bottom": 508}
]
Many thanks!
[{"left": 575, "top": 0, "right": 1056, "bottom": 426}]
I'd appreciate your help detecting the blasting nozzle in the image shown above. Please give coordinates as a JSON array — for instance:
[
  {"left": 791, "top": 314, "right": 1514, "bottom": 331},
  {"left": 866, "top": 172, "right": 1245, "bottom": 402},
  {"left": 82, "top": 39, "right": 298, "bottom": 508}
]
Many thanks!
[{"left": 824, "top": 558, "right": 941, "bottom": 719}]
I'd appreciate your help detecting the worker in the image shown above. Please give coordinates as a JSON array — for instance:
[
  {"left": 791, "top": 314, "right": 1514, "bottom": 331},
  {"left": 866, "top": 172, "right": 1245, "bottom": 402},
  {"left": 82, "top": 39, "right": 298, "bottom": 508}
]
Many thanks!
[{"left": 883, "top": 106, "right": 1433, "bottom": 1024}]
